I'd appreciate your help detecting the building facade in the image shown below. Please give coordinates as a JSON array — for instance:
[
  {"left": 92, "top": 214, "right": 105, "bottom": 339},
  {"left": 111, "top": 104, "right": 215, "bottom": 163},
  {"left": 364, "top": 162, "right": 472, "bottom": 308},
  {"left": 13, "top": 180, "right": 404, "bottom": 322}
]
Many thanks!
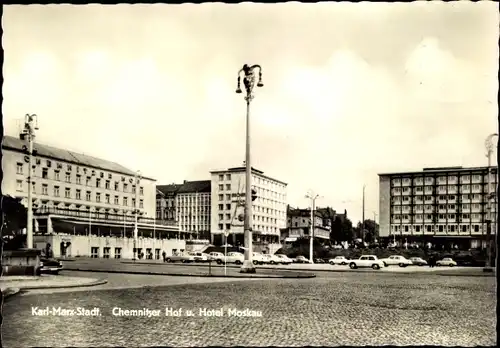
[
  {"left": 210, "top": 167, "right": 287, "bottom": 250},
  {"left": 283, "top": 207, "right": 331, "bottom": 242},
  {"left": 378, "top": 166, "right": 498, "bottom": 249},
  {"left": 156, "top": 181, "right": 211, "bottom": 240},
  {"left": 2, "top": 134, "right": 187, "bottom": 258}
]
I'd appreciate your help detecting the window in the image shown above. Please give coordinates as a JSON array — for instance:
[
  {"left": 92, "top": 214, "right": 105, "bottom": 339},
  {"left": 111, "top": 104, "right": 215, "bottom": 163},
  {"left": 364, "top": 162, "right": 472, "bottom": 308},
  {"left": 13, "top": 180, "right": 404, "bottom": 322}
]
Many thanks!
[
  {"left": 132, "top": 198, "right": 136, "bottom": 207},
  {"left": 219, "top": 194, "right": 223, "bottom": 200},
  {"left": 438, "top": 225, "right": 444, "bottom": 232},
  {"left": 226, "top": 213, "right": 231, "bottom": 220},
  {"left": 139, "top": 199, "right": 144, "bottom": 208},
  {"left": 105, "top": 194, "right": 110, "bottom": 204},
  {"left": 225, "top": 223, "right": 231, "bottom": 230},
  {"left": 65, "top": 173, "right": 71, "bottom": 183},
  {"left": 114, "top": 196, "right": 119, "bottom": 205},
  {"left": 55, "top": 171, "right": 60, "bottom": 181},
  {"left": 219, "top": 184, "right": 224, "bottom": 191},
  {"left": 65, "top": 188, "right": 71, "bottom": 198},
  {"left": 86, "top": 177, "right": 91, "bottom": 186},
  {"left": 226, "top": 184, "right": 231, "bottom": 190},
  {"left": 132, "top": 185, "right": 136, "bottom": 194},
  {"left": 42, "top": 184, "right": 48, "bottom": 195},
  {"left": 218, "top": 223, "right": 223, "bottom": 230},
  {"left": 226, "top": 204, "right": 231, "bottom": 210},
  {"left": 218, "top": 214, "right": 223, "bottom": 220},
  {"left": 103, "top": 247, "right": 110, "bottom": 259},
  {"left": 218, "top": 204, "right": 223, "bottom": 210},
  {"left": 42, "top": 168, "right": 48, "bottom": 179},
  {"left": 91, "top": 247, "right": 99, "bottom": 258},
  {"left": 16, "top": 163, "right": 23, "bottom": 174},
  {"left": 474, "top": 225, "right": 480, "bottom": 233},
  {"left": 105, "top": 180, "right": 110, "bottom": 189},
  {"left": 114, "top": 248, "right": 121, "bottom": 259},
  {"left": 123, "top": 197, "right": 128, "bottom": 206},
  {"left": 16, "top": 180, "right": 23, "bottom": 191},
  {"left": 140, "top": 187, "right": 144, "bottom": 195},
  {"left": 114, "top": 182, "right": 119, "bottom": 190},
  {"left": 76, "top": 189, "right": 81, "bottom": 200},
  {"left": 96, "top": 178, "right": 101, "bottom": 188},
  {"left": 96, "top": 193, "right": 101, "bottom": 203},
  {"left": 219, "top": 174, "right": 224, "bottom": 181},
  {"left": 146, "top": 248, "right": 153, "bottom": 260},
  {"left": 226, "top": 194, "right": 231, "bottom": 200},
  {"left": 226, "top": 174, "right": 231, "bottom": 180},
  {"left": 54, "top": 186, "right": 60, "bottom": 197},
  {"left": 123, "top": 183, "right": 128, "bottom": 192}
]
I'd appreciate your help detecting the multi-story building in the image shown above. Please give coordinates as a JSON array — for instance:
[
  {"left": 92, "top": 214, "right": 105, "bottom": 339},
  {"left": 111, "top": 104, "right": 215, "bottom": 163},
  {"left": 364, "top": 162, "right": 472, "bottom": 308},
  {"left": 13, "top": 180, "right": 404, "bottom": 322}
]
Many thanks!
[
  {"left": 283, "top": 207, "right": 331, "bottom": 242},
  {"left": 156, "top": 181, "right": 211, "bottom": 240},
  {"left": 2, "top": 134, "right": 185, "bottom": 259},
  {"left": 378, "top": 166, "right": 498, "bottom": 249},
  {"left": 209, "top": 166, "right": 287, "bottom": 252}
]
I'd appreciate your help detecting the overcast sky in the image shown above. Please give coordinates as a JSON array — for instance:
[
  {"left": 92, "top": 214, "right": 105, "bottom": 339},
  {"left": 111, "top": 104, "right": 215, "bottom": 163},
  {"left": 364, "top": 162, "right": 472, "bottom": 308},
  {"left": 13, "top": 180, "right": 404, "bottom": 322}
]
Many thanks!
[{"left": 2, "top": 2, "right": 498, "bottom": 224}]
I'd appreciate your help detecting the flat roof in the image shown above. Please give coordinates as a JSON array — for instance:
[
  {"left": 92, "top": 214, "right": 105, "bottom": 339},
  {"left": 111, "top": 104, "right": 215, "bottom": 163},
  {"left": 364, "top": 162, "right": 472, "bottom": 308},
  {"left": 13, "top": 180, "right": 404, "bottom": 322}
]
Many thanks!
[
  {"left": 378, "top": 166, "right": 498, "bottom": 177},
  {"left": 3, "top": 135, "right": 155, "bottom": 181},
  {"left": 210, "top": 166, "right": 287, "bottom": 186}
]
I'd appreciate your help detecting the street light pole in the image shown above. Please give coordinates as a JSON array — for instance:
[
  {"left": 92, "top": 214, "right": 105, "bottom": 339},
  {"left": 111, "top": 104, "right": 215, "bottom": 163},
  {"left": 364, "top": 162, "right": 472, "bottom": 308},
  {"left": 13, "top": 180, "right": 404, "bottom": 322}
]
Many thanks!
[
  {"left": 236, "top": 64, "right": 264, "bottom": 274},
  {"left": 21, "top": 114, "right": 39, "bottom": 249},
  {"left": 133, "top": 170, "right": 142, "bottom": 261},
  {"left": 362, "top": 185, "right": 366, "bottom": 243},
  {"left": 306, "top": 191, "right": 321, "bottom": 263},
  {"left": 484, "top": 133, "right": 498, "bottom": 273}
]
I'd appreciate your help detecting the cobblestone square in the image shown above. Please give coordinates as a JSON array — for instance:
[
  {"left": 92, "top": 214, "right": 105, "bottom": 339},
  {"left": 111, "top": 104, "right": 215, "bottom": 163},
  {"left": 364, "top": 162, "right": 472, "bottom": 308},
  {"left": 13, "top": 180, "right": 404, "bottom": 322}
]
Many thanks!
[{"left": 2, "top": 272, "right": 496, "bottom": 347}]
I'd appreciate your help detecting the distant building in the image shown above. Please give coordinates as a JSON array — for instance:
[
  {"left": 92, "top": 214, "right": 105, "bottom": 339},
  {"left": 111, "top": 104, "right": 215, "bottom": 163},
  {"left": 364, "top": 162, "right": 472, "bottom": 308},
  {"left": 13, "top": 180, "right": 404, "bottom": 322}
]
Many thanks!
[
  {"left": 2, "top": 134, "right": 185, "bottom": 259},
  {"left": 156, "top": 180, "right": 211, "bottom": 240},
  {"left": 209, "top": 166, "right": 287, "bottom": 253},
  {"left": 283, "top": 207, "right": 332, "bottom": 243},
  {"left": 378, "top": 166, "right": 498, "bottom": 249}
]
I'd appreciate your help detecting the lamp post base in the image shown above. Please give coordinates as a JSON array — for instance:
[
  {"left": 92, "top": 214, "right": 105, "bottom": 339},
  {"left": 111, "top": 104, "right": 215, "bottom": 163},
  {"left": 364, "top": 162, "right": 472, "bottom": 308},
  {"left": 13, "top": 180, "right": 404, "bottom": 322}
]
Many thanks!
[
  {"left": 240, "top": 260, "right": 256, "bottom": 273},
  {"left": 482, "top": 267, "right": 494, "bottom": 273}
]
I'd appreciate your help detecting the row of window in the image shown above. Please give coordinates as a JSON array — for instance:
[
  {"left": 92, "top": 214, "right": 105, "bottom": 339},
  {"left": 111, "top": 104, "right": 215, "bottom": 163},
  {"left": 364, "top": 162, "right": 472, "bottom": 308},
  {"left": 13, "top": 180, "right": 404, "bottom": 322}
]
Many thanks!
[
  {"left": 392, "top": 184, "right": 496, "bottom": 195},
  {"left": 90, "top": 247, "right": 164, "bottom": 260},
  {"left": 392, "top": 194, "right": 491, "bottom": 204},
  {"left": 17, "top": 180, "right": 144, "bottom": 208},
  {"left": 216, "top": 223, "right": 280, "bottom": 234},
  {"left": 391, "top": 173, "right": 496, "bottom": 186},
  {"left": 392, "top": 213, "right": 485, "bottom": 220},
  {"left": 218, "top": 213, "right": 279, "bottom": 224},
  {"left": 16, "top": 163, "right": 144, "bottom": 195},
  {"left": 393, "top": 203, "right": 492, "bottom": 212},
  {"left": 216, "top": 203, "right": 286, "bottom": 217},
  {"left": 391, "top": 224, "right": 490, "bottom": 234}
]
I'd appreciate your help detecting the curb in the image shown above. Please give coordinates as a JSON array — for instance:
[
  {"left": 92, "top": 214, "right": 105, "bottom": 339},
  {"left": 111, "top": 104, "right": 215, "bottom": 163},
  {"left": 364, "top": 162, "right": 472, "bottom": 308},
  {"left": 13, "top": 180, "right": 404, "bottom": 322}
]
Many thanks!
[
  {"left": 20, "top": 279, "right": 108, "bottom": 290},
  {"left": 63, "top": 268, "right": 316, "bottom": 279},
  {"left": 2, "top": 287, "right": 21, "bottom": 299}
]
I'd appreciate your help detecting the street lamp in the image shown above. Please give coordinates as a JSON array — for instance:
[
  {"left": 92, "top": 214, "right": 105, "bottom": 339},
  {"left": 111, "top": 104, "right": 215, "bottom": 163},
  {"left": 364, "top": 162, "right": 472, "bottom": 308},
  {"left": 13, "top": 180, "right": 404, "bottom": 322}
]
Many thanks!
[
  {"left": 484, "top": 133, "right": 498, "bottom": 273},
  {"left": 133, "top": 170, "right": 142, "bottom": 261},
  {"left": 236, "top": 64, "right": 264, "bottom": 274},
  {"left": 20, "top": 114, "right": 39, "bottom": 249},
  {"left": 306, "top": 191, "right": 321, "bottom": 263}
]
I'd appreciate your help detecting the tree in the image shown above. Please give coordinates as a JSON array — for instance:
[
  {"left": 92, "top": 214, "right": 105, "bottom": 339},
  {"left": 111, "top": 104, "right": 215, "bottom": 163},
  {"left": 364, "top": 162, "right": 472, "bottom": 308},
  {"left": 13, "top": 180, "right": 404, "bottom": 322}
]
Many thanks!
[
  {"left": 331, "top": 216, "right": 354, "bottom": 242},
  {"left": 355, "top": 219, "right": 379, "bottom": 243},
  {"left": 1, "top": 195, "right": 27, "bottom": 235}
]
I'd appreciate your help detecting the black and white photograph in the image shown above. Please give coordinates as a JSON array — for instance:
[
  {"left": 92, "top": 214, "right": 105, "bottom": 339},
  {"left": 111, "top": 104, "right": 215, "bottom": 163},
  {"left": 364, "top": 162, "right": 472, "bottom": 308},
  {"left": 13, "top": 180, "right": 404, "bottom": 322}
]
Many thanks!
[{"left": 0, "top": 2, "right": 497, "bottom": 347}]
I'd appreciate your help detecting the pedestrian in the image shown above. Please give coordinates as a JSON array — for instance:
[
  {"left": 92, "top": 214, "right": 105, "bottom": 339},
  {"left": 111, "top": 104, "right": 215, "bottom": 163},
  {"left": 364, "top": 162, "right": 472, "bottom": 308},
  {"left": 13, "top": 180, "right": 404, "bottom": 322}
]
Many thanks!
[{"left": 162, "top": 251, "right": 166, "bottom": 262}]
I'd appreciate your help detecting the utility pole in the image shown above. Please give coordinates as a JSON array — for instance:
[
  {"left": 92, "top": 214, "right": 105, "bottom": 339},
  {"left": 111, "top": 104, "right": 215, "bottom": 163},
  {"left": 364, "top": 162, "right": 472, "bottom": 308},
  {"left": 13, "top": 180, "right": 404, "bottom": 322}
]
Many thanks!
[
  {"left": 484, "top": 133, "right": 498, "bottom": 273},
  {"left": 21, "top": 114, "right": 39, "bottom": 249},
  {"left": 235, "top": 64, "right": 264, "bottom": 274},
  {"left": 373, "top": 211, "right": 378, "bottom": 242},
  {"left": 306, "top": 191, "right": 321, "bottom": 263},
  {"left": 362, "top": 185, "right": 366, "bottom": 243}
]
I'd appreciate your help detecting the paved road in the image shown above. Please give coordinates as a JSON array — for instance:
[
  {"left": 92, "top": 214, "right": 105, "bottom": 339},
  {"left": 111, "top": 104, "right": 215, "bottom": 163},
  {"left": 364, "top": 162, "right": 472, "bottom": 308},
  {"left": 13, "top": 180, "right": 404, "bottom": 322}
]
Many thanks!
[{"left": 3, "top": 269, "right": 496, "bottom": 346}]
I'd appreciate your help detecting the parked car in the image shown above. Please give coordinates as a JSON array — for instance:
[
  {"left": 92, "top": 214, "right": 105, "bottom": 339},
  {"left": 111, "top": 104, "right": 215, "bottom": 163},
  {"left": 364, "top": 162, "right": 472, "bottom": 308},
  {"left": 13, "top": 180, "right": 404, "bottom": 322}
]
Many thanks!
[
  {"left": 380, "top": 255, "right": 412, "bottom": 267},
  {"left": 329, "top": 256, "right": 350, "bottom": 266},
  {"left": 252, "top": 252, "right": 266, "bottom": 265},
  {"left": 191, "top": 252, "right": 209, "bottom": 262},
  {"left": 349, "top": 255, "right": 385, "bottom": 270},
  {"left": 165, "top": 252, "right": 196, "bottom": 263},
  {"left": 294, "top": 256, "right": 311, "bottom": 264},
  {"left": 409, "top": 257, "right": 428, "bottom": 266},
  {"left": 38, "top": 258, "right": 63, "bottom": 275},
  {"left": 226, "top": 252, "right": 244, "bottom": 265},
  {"left": 262, "top": 254, "right": 282, "bottom": 265},
  {"left": 314, "top": 258, "right": 326, "bottom": 264},
  {"left": 208, "top": 252, "right": 226, "bottom": 264},
  {"left": 275, "top": 254, "right": 293, "bottom": 265},
  {"left": 436, "top": 257, "right": 457, "bottom": 267}
]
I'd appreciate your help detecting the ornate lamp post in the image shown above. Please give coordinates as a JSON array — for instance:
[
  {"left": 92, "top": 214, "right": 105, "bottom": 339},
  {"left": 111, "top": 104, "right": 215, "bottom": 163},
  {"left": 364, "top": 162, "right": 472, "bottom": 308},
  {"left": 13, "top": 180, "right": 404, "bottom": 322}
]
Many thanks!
[
  {"left": 133, "top": 170, "right": 142, "bottom": 261},
  {"left": 20, "top": 114, "right": 39, "bottom": 249},
  {"left": 235, "top": 64, "right": 264, "bottom": 273},
  {"left": 484, "top": 133, "right": 498, "bottom": 272},
  {"left": 305, "top": 191, "right": 321, "bottom": 263}
]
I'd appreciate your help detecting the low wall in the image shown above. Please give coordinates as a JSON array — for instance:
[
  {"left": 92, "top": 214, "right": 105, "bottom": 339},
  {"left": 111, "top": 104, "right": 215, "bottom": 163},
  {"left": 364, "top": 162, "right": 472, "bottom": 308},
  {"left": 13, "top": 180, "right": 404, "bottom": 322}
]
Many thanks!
[
  {"left": 34, "top": 235, "right": 186, "bottom": 259},
  {"left": 1, "top": 249, "right": 41, "bottom": 276}
]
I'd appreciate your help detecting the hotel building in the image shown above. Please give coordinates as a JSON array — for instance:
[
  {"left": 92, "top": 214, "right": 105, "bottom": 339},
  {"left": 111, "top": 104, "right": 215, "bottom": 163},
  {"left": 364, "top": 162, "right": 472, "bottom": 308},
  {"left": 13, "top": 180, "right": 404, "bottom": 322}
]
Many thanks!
[
  {"left": 378, "top": 166, "right": 498, "bottom": 249},
  {"left": 2, "top": 134, "right": 185, "bottom": 259},
  {"left": 156, "top": 181, "right": 211, "bottom": 240},
  {"left": 209, "top": 167, "right": 287, "bottom": 252}
]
